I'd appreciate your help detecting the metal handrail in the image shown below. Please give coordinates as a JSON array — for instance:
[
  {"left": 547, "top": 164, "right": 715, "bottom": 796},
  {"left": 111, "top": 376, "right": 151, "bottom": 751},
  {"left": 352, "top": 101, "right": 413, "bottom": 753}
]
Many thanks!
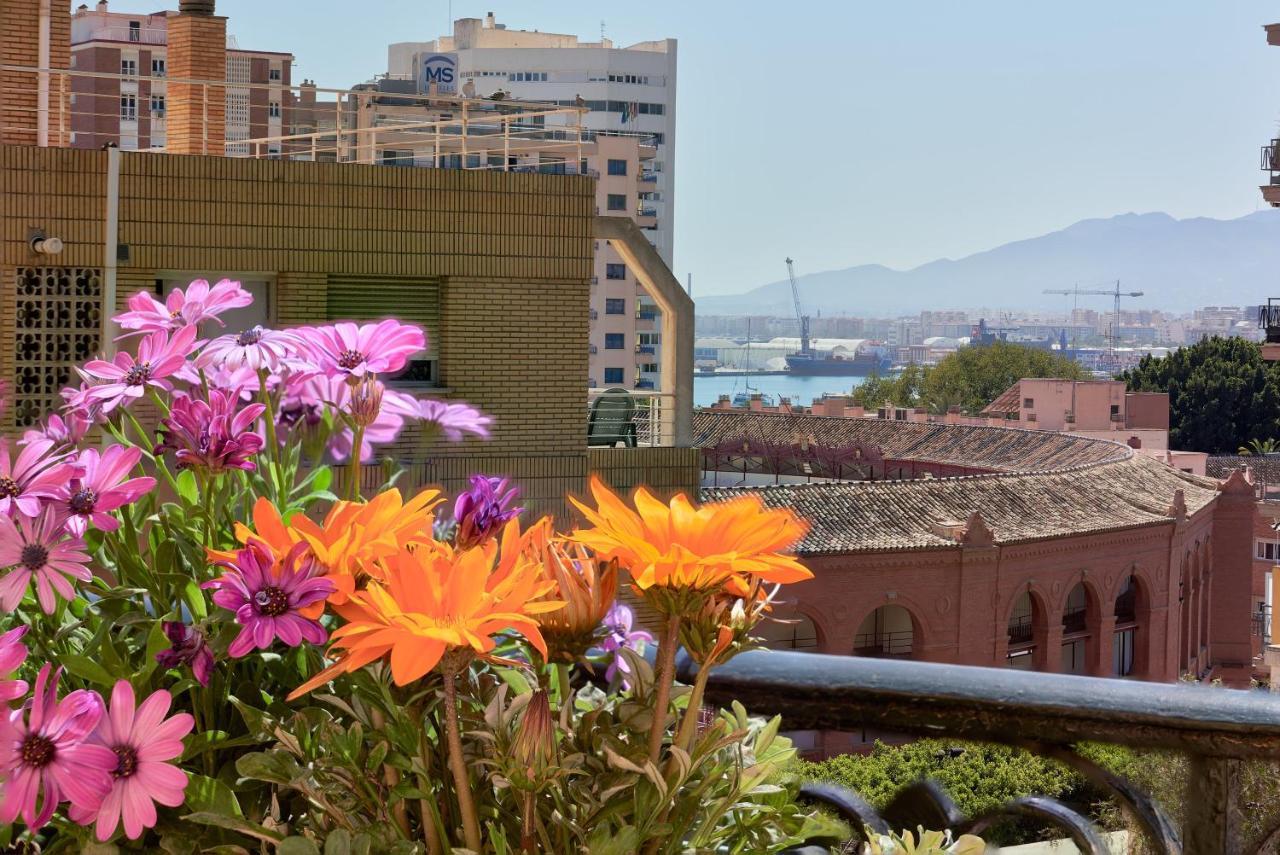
[{"left": 680, "top": 648, "right": 1280, "bottom": 853}]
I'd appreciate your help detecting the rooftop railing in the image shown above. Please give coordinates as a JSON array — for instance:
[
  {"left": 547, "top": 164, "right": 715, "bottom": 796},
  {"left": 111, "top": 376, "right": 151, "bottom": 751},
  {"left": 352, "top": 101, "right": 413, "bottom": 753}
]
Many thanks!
[
  {"left": 587, "top": 388, "right": 675, "bottom": 446},
  {"left": 1, "top": 65, "right": 593, "bottom": 169},
  {"left": 682, "top": 648, "right": 1280, "bottom": 854}
]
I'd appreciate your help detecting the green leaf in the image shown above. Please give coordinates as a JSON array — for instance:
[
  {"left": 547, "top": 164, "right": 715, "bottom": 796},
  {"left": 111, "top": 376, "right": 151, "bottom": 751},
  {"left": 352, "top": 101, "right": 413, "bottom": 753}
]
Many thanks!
[
  {"left": 587, "top": 825, "right": 639, "bottom": 855},
  {"left": 277, "top": 838, "right": 321, "bottom": 855},
  {"left": 183, "top": 579, "right": 208, "bottom": 620},
  {"left": 176, "top": 469, "right": 199, "bottom": 505},
  {"left": 183, "top": 773, "right": 243, "bottom": 819},
  {"left": 235, "top": 751, "right": 297, "bottom": 786},
  {"left": 181, "top": 812, "right": 282, "bottom": 844},
  {"left": 61, "top": 654, "right": 116, "bottom": 687},
  {"left": 322, "top": 830, "right": 352, "bottom": 855}
]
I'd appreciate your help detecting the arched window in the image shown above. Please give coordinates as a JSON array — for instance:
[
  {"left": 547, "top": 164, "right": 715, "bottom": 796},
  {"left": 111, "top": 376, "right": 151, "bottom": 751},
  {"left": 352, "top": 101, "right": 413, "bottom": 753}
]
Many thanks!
[
  {"left": 1061, "top": 582, "right": 1089, "bottom": 674},
  {"left": 1007, "top": 592, "right": 1035, "bottom": 670},
  {"left": 854, "top": 605, "right": 914, "bottom": 658},
  {"left": 1113, "top": 575, "right": 1139, "bottom": 677}
]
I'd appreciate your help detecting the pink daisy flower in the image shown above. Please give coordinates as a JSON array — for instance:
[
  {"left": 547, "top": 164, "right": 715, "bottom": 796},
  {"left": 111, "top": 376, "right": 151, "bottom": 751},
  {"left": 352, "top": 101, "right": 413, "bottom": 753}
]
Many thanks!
[
  {"left": 81, "top": 325, "right": 198, "bottom": 413},
  {"left": 204, "top": 541, "right": 334, "bottom": 658},
  {"left": 113, "top": 279, "right": 252, "bottom": 334},
  {"left": 52, "top": 446, "right": 156, "bottom": 536},
  {"left": 0, "top": 664, "right": 115, "bottom": 831},
  {"left": 0, "top": 509, "right": 92, "bottom": 613},
  {"left": 21, "top": 411, "right": 93, "bottom": 450},
  {"left": 69, "top": 681, "right": 193, "bottom": 841},
  {"left": 155, "top": 389, "right": 266, "bottom": 474},
  {"left": 0, "top": 626, "right": 29, "bottom": 706},
  {"left": 384, "top": 393, "right": 493, "bottom": 442},
  {"left": 0, "top": 437, "right": 73, "bottom": 518},
  {"left": 196, "top": 325, "right": 297, "bottom": 374},
  {"left": 295, "top": 320, "right": 425, "bottom": 379}
]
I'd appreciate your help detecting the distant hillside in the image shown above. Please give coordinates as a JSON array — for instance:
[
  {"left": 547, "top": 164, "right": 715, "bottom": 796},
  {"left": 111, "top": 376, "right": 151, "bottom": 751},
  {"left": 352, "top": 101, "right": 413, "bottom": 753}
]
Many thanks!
[{"left": 697, "top": 211, "right": 1280, "bottom": 317}]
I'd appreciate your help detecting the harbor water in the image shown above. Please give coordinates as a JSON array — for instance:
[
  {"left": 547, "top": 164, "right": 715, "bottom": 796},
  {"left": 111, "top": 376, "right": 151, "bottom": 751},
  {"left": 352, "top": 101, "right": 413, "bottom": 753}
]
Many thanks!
[{"left": 693, "top": 373, "right": 881, "bottom": 407}]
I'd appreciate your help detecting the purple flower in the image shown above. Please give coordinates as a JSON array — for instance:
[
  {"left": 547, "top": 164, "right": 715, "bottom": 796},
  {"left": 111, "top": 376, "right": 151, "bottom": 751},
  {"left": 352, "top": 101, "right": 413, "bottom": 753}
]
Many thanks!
[
  {"left": 294, "top": 320, "right": 425, "bottom": 379},
  {"left": 155, "top": 388, "right": 266, "bottom": 474},
  {"left": 0, "top": 626, "right": 29, "bottom": 706},
  {"left": 155, "top": 622, "right": 215, "bottom": 687},
  {"left": 81, "top": 326, "right": 198, "bottom": 412},
  {"left": 0, "top": 437, "right": 73, "bottom": 518},
  {"left": 453, "top": 475, "right": 522, "bottom": 550},
  {"left": 596, "top": 603, "right": 654, "bottom": 687},
  {"left": 53, "top": 446, "right": 156, "bottom": 536},
  {"left": 383, "top": 393, "right": 492, "bottom": 442},
  {"left": 21, "top": 411, "right": 93, "bottom": 449},
  {"left": 0, "top": 509, "right": 92, "bottom": 614},
  {"left": 204, "top": 541, "right": 335, "bottom": 658},
  {"left": 113, "top": 279, "right": 253, "bottom": 335},
  {"left": 197, "top": 325, "right": 298, "bottom": 374}
]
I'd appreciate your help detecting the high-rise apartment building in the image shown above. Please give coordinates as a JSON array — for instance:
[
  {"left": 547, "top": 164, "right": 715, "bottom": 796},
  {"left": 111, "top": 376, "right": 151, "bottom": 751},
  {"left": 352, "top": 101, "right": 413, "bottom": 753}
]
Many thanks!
[
  {"left": 67, "top": 0, "right": 292, "bottom": 151},
  {"left": 387, "top": 13, "right": 677, "bottom": 391}
]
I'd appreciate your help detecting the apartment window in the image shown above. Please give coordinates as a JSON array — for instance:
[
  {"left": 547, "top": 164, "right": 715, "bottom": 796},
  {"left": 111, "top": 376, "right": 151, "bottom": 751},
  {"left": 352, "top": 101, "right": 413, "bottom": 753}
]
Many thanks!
[
  {"left": 1023, "top": 398, "right": 1034, "bottom": 408},
  {"left": 639, "top": 362, "right": 658, "bottom": 373},
  {"left": 268, "top": 101, "right": 281, "bottom": 119},
  {"left": 269, "top": 68, "right": 282, "bottom": 81},
  {"left": 151, "top": 58, "right": 166, "bottom": 77},
  {"left": 607, "top": 158, "right": 627, "bottom": 176},
  {"left": 1260, "top": 541, "right": 1278, "bottom": 561},
  {"left": 128, "top": 21, "right": 141, "bottom": 42},
  {"left": 605, "top": 298, "right": 625, "bottom": 315},
  {"left": 604, "top": 333, "right": 625, "bottom": 350},
  {"left": 605, "top": 263, "right": 626, "bottom": 280},
  {"left": 149, "top": 95, "right": 165, "bottom": 118},
  {"left": 120, "top": 94, "right": 137, "bottom": 122},
  {"left": 120, "top": 58, "right": 137, "bottom": 77},
  {"left": 603, "top": 367, "right": 624, "bottom": 385},
  {"left": 606, "top": 194, "right": 627, "bottom": 211}
]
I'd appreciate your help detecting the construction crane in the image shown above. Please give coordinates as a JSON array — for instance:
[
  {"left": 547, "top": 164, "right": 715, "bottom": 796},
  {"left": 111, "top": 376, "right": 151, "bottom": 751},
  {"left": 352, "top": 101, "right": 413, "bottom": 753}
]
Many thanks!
[
  {"left": 785, "top": 257, "right": 811, "bottom": 356},
  {"left": 1043, "top": 281, "right": 1144, "bottom": 365}
]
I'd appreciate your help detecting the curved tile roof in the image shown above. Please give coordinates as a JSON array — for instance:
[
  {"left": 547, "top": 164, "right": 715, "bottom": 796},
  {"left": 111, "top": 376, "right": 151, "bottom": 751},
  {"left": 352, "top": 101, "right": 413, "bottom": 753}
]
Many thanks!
[{"left": 696, "top": 411, "right": 1219, "bottom": 553}]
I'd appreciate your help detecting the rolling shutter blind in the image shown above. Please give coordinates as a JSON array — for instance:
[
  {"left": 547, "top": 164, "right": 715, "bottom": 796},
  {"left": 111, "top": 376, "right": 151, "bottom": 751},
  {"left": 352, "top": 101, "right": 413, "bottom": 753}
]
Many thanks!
[{"left": 325, "top": 277, "right": 441, "bottom": 363}]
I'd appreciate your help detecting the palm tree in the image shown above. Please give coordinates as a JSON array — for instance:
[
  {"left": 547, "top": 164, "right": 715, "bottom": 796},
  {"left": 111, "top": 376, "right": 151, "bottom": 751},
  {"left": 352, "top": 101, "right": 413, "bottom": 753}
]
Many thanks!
[{"left": 1238, "top": 438, "right": 1279, "bottom": 456}]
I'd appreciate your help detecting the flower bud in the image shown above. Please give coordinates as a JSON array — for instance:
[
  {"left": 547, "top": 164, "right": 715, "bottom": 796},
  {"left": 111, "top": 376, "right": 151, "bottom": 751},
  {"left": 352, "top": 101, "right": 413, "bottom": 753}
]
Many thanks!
[
  {"left": 347, "top": 376, "right": 385, "bottom": 428},
  {"left": 511, "top": 689, "right": 556, "bottom": 788}
]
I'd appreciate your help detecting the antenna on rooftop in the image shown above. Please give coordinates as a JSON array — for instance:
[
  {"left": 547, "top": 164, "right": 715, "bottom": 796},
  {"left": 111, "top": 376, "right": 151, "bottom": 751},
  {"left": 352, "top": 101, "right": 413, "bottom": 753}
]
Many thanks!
[{"left": 601, "top": 20, "right": 606, "bottom": 41}]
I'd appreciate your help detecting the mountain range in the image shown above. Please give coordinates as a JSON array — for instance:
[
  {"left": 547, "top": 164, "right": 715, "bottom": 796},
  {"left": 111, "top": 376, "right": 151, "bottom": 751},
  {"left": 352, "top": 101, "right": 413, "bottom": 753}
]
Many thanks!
[{"left": 696, "top": 210, "right": 1280, "bottom": 317}]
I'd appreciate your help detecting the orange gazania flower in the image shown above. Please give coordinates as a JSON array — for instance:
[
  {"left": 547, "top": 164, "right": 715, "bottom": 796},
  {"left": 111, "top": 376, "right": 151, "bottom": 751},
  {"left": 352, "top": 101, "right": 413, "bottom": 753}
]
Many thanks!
[
  {"left": 288, "top": 518, "right": 562, "bottom": 699},
  {"left": 208, "top": 488, "right": 444, "bottom": 611},
  {"left": 569, "top": 477, "right": 812, "bottom": 597},
  {"left": 523, "top": 518, "right": 619, "bottom": 660}
]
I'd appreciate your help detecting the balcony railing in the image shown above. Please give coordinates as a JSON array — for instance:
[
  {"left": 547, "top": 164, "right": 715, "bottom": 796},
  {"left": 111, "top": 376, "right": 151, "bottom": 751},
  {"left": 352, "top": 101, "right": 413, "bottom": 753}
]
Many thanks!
[
  {"left": 852, "top": 630, "right": 914, "bottom": 658},
  {"left": 1, "top": 65, "right": 590, "bottom": 166},
  {"left": 83, "top": 25, "right": 168, "bottom": 45},
  {"left": 639, "top": 171, "right": 658, "bottom": 182},
  {"left": 1263, "top": 139, "right": 1280, "bottom": 184},
  {"left": 635, "top": 344, "right": 655, "bottom": 355},
  {"left": 680, "top": 648, "right": 1280, "bottom": 853},
  {"left": 1063, "top": 607, "right": 1087, "bottom": 635},
  {"left": 637, "top": 309, "right": 658, "bottom": 321},
  {"left": 1261, "top": 299, "right": 1280, "bottom": 345},
  {"left": 587, "top": 388, "right": 674, "bottom": 446},
  {"left": 1008, "top": 613, "right": 1034, "bottom": 645}
]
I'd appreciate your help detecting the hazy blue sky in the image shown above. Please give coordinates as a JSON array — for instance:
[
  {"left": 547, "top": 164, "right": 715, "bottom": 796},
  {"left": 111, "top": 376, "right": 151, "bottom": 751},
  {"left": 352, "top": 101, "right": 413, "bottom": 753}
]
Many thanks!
[{"left": 215, "top": 1, "right": 1280, "bottom": 296}]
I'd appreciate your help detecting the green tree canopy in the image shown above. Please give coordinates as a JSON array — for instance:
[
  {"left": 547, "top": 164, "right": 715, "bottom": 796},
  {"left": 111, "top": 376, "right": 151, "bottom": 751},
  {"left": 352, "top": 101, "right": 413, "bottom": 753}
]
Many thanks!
[
  {"left": 1119, "top": 336, "right": 1280, "bottom": 454},
  {"left": 851, "top": 342, "right": 1086, "bottom": 416}
]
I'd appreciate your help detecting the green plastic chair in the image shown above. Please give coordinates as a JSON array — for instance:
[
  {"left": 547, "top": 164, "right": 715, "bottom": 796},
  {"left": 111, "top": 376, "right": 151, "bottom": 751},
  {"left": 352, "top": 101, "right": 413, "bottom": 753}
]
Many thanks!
[{"left": 587, "top": 388, "right": 638, "bottom": 448}]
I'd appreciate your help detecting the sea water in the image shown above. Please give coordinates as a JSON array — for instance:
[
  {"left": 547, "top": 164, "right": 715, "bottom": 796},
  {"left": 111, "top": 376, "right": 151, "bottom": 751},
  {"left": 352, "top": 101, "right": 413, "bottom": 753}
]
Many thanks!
[{"left": 692, "top": 373, "right": 887, "bottom": 407}]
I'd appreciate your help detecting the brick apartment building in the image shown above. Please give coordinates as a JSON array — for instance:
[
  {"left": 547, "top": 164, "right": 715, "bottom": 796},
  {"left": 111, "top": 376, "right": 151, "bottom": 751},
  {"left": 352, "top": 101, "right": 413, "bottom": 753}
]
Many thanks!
[{"left": 66, "top": 0, "right": 292, "bottom": 152}]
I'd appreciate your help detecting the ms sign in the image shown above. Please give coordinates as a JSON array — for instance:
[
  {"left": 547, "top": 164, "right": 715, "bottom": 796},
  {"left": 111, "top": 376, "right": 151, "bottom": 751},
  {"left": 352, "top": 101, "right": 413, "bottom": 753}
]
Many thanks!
[{"left": 418, "top": 53, "right": 457, "bottom": 94}]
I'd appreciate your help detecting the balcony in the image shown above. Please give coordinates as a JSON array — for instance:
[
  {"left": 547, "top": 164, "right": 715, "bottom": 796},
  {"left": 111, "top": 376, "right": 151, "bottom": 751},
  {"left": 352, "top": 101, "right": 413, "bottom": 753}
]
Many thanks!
[
  {"left": 681, "top": 649, "right": 1280, "bottom": 852},
  {"left": 587, "top": 388, "right": 675, "bottom": 446},
  {"left": 1063, "top": 607, "right": 1087, "bottom": 635},
  {"left": 1262, "top": 140, "right": 1280, "bottom": 205},
  {"left": 635, "top": 344, "right": 656, "bottom": 355},
  {"left": 639, "top": 171, "right": 658, "bottom": 183},
  {"left": 853, "top": 630, "right": 914, "bottom": 658},
  {"left": 637, "top": 308, "right": 658, "bottom": 321},
  {"left": 80, "top": 25, "right": 167, "bottom": 45}
]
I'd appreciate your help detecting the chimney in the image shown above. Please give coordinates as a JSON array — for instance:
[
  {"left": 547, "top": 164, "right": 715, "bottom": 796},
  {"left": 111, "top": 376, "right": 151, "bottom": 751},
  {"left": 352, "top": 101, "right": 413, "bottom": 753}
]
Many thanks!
[
  {"left": 0, "top": 0, "right": 72, "bottom": 146},
  {"left": 166, "top": 0, "right": 226, "bottom": 154},
  {"left": 485, "top": 11, "right": 496, "bottom": 28},
  {"left": 96, "top": 0, "right": 107, "bottom": 10}
]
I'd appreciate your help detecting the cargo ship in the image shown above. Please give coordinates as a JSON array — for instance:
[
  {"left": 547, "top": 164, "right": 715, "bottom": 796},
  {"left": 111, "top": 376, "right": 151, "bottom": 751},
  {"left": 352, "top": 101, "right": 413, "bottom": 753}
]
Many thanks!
[{"left": 785, "top": 347, "right": 891, "bottom": 376}]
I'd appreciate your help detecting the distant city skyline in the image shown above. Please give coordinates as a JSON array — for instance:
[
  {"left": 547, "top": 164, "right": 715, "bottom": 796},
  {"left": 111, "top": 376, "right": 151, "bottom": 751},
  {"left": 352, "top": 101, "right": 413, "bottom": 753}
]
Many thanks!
[{"left": 213, "top": 1, "right": 1279, "bottom": 297}]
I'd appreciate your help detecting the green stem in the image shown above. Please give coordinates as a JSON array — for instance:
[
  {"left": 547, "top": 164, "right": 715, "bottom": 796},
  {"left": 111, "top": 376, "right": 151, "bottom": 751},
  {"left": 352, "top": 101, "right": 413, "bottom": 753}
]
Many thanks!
[
  {"left": 557, "top": 663, "right": 573, "bottom": 711},
  {"left": 369, "top": 707, "right": 412, "bottom": 839},
  {"left": 646, "top": 614, "right": 681, "bottom": 765},
  {"left": 347, "top": 424, "right": 365, "bottom": 502},
  {"left": 256, "top": 369, "right": 284, "bottom": 502},
  {"left": 443, "top": 672, "right": 483, "bottom": 852},
  {"left": 674, "top": 662, "right": 712, "bottom": 754}
]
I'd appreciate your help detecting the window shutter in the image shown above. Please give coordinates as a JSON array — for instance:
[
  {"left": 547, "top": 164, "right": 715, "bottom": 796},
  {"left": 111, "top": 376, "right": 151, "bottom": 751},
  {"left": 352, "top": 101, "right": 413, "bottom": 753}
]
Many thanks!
[{"left": 325, "top": 277, "right": 441, "bottom": 363}]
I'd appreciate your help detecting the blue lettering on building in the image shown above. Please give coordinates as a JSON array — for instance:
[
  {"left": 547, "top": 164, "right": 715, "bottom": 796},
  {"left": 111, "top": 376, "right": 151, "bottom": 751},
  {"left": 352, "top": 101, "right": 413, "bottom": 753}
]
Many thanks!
[{"left": 419, "top": 54, "right": 457, "bottom": 94}]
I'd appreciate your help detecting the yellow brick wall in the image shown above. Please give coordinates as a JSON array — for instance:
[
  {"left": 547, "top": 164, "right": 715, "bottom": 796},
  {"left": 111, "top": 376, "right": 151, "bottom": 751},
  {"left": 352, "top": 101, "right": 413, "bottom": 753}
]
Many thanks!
[
  {"left": 1, "top": 144, "right": 596, "bottom": 516},
  {"left": 0, "top": 0, "right": 71, "bottom": 147},
  {"left": 165, "top": 15, "right": 227, "bottom": 156}
]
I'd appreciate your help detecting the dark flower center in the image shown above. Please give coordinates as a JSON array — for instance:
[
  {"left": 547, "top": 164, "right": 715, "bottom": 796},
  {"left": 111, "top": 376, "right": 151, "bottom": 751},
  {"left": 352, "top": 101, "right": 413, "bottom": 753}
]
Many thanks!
[
  {"left": 20, "top": 734, "right": 55, "bottom": 768},
  {"left": 69, "top": 488, "right": 98, "bottom": 514},
  {"left": 236, "top": 327, "right": 264, "bottom": 347},
  {"left": 112, "top": 745, "right": 139, "bottom": 778},
  {"left": 0, "top": 477, "right": 18, "bottom": 498},
  {"left": 337, "top": 349, "right": 365, "bottom": 370},
  {"left": 253, "top": 586, "right": 290, "bottom": 617},
  {"left": 124, "top": 362, "right": 153, "bottom": 386},
  {"left": 169, "top": 310, "right": 182, "bottom": 319},
  {"left": 20, "top": 544, "right": 48, "bottom": 571}
]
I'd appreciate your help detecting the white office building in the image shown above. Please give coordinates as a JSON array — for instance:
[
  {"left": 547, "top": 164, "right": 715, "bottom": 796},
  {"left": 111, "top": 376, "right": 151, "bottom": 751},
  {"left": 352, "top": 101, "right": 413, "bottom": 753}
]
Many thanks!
[{"left": 388, "top": 13, "right": 677, "bottom": 392}]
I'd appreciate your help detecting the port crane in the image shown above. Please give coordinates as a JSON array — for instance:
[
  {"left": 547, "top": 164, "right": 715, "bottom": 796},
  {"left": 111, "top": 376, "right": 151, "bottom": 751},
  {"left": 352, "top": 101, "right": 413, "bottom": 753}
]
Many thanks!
[
  {"left": 785, "top": 257, "right": 811, "bottom": 356},
  {"left": 1042, "top": 281, "right": 1144, "bottom": 366}
]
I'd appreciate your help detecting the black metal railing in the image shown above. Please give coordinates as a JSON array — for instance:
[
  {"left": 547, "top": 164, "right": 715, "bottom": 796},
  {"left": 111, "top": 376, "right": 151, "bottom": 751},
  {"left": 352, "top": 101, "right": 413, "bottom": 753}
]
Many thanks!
[
  {"left": 681, "top": 649, "right": 1280, "bottom": 855},
  {"left": 1115, "top": 589, "right": 1137, "bottom": 625},
  {"left": 1262, "top": 140, "right": 1280, "bottom": 182},
  {"left": 1008, "top": 614, "right": 1034, "bottom": 644},
  {"left": 853, "top": 630, "right": 914, "bottom": 658},
  {"left": 1063, "top": 607, "right": 1087, "bottom": 635},
  {"left": 1260, "top": 299, "right": 1280, "bottom": 345}
]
